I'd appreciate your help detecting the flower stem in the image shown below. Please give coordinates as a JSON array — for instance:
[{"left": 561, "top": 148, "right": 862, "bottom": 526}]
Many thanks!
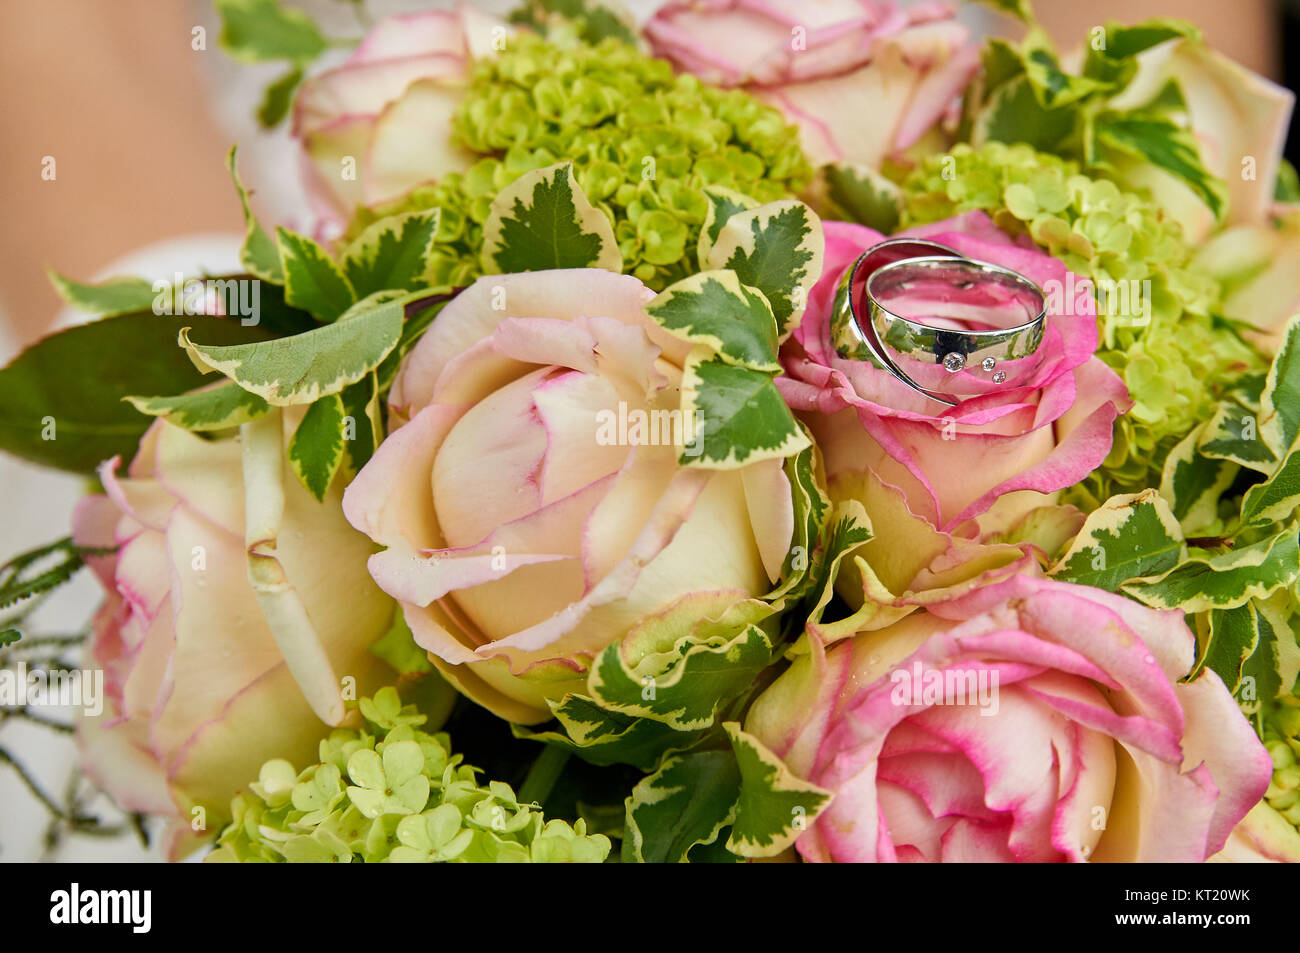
[{"left": 518, "top": 745, "right": 570, "bottom": 809}]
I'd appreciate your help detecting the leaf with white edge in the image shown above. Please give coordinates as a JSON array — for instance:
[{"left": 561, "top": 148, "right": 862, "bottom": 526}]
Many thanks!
[
  {"left": 1241, "top": 593, "right": 1300, "bottom": 702},
  {"left": 47, "top": 272, "right": 158, "bottom": 317},
  {"left": 339, "top": 372, "right": 380, "bottom": 476},
  {"left": 646, "top": 271, "right": 780, "bottom": 372},
  {"left": 1260, "top": 317, "right": 1300, "bottom": 457},
  {"left": 823, "top": 163, "right": 902, "bottom": 234},
  {"left": 277, "top": 228, "right": 355, "bottom": 322},
  {"left": 590, "top": 624, "right": 774, "bottom": 732},
  {"left": 679, "top": 350, "right": 809, "bottom": 468},
  {"left": 512, "top": 696, "right": 699, "bottom": 773},
  {"left": 1197, "top": 399, "right": 1274, "bottom": 473},
  {"left": 1159, "top": 422, "right": 1237, "bottom": 530},
  {"left": 1050, "top": 490, "right": 1186, "bottom": 591},
  {"left": 971, "top": 0, "right": 1035, "bottom": 23},
  {"left": 1123, "top": 529, "right": 1300, "bottom": 613},
  {"left": 705, "top": 201, "right": 822, "bottom": 340},
  {"left": 764, "top": 434, "right": 830, "bottom": 606},
  {"left": 341, "top": 209, "right": 442, "bottom": 299},
  {"left": 697, "top": 186, "right": 758, "bottom": 269},
  {"left": 178, "top": 296, "right": 404, "bottom": 406},
  {"left": 215, "top": 0, "right": 327, "bottom": 64},
  {"left": 227, "top": 146, "right": 283, "bottom": 283},
  {"left": 481, "top": 162, "right": 621, "bottom": 274},
  {"left": 1096, "top": 114, "right": 1228, "bottom": 221},
  {"left": 723, "top": 723, "right": 830, "bottom": 858},
  {"left": 125, "top": 382, "right": 270, "bottom": 432},
  {"left": 288, "top": 394, "right": 347, "bottom": 501},
  {"left": 622, "top": 748, "right": 740, "bottom": 864},
  {"left": 1193, "top": 603, "right": 1258, "bottom": 693},
  {"left": 1241, "top": 443, "right": 1300, "bottom": 527}
]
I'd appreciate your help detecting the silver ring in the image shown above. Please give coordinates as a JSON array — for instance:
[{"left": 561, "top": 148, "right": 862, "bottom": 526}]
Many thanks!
[{"left": 830, "top": 240, "right": 1046, "bottom": 406}]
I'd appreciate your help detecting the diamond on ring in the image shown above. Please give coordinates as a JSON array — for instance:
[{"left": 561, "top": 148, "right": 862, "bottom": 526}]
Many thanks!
[{"left": 942, "top": 353, "right": 966, "bottom": 373}]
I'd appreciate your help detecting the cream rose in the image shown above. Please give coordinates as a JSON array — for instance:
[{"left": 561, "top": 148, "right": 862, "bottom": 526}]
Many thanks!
[
  {"left": 72, "top": 413, "right": 393, "bottom": 857},
  {"left": 342, "top": 269, "right": 794, "bottom": 724}
]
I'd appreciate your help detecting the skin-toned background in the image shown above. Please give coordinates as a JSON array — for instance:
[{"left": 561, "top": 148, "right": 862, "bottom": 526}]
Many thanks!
[{"left": 0, "top": 0, "right": 1287, "bottom": 352}]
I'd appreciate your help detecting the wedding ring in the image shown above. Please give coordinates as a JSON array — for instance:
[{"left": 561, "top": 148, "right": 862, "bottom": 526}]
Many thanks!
[{"left": 831, "top": 239, "right": 1047, "bottom": 406}]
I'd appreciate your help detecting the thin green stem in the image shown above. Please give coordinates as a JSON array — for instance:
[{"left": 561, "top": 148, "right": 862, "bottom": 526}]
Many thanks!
[{"left": 517, "top": 745, "right": 570, "bottom": 808}]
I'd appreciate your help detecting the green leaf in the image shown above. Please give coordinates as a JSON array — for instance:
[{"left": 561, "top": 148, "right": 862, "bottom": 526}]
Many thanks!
[
  {"left": 1241, "top": 595, "right": 1300, "bottom": 701},
  {"left": 1276, "top": 159, "right": 1300, "bottom": 203},
  {"left": 0, "top": 312, "right": 270, "bottom": 473},
  {"left": 340, "top": 372, "right": 380, "bottom": 475},
  {"left": 1260, "top": 318, "right": 1300, "bottom": 457},
  {"left": 1123, "top": 529, "right": 1300, "bottom": 613},
  {"left": 705, "top": 201, "right": 823, "bottom": 339},
  {"left": 0, "top": 537, "right": 101, "bottom": 614},
  {"left": 258, "top": 66, "right": 303, "bottom": 128},
  {"left": 1083, "top": 20, "right": 1197, "bottom": 84},
  {"left": 590, "top": 623, "right": 774, "bottom": 732},
  {"left": 178, "top": 295, "right": 404, "bottom": 406},
  {"left": 679, "top": 350, "right": 809, "bottom": 468},
  {"left": 1050, "top": 490, "right": 1186, "bottom": 591},
  {"left": 623, "top": 748, "right": 740, "bottom": 863},
  {"left": 1194, "top": 603, "right": 1259, "bottom": 693},
  {"left": 764, "top": 433, "right": 830, "bottom": 606},
  {"left": 124, "top": 381, "right": 271, "bottom": 432},
  {"left": 723, "top": 724, "right": 829, "bottom": 858},
  {"left": 341, "top": 210, "right": 442, "bottom": 299},
  {"left": 976, "top": 76, "right": 1076, "bottom": 152},
  {"left": 277, "top": 227, "right": 355, "bottom": 322},
  {"left": 513, "top": 696, "right": 699, "bottom": 773},
  {"left": 47, "top": 272, "right": 158, "bottom": 317},
  {"left": 1241, "top": 443, "right": 1300, "bottom": 526},
  {"left": 481, "top": 162, "right": 621, "bottom": 274},
  {"left": 646, "top": 271, "right": 780, "bottom": 372},
  {"left": 697, "top": 186, "right": 758, "bottom": 267},
  {"left": 823, "top": 163, "right": 901, "bottom": 234},
  {"left": 1021, "top": 37, "right": 1110, "bottom": 109},
  {"left": 215, "top": 0, "right": 328, "bottom": 64},
  {"left": 1159, "top": 422, "right": 1237, "bottom": 529},
  {"left": 508, "top": 0, "right": 639, "bottom": 45},
  {"left": 1197, "top": 399, "right": 1274, "bottom": 473},
  {"left": 1095, "top": 115, "right": 1228, "bottom": 221},
  {"left": 227, "top": 146, "right": 284, "bottom": 283},
  {"left": 288, "top": 394, "right": 346, "bottom": 501},
  {"left": 368, "top": 609, "right": 433, "bottom": 676}
]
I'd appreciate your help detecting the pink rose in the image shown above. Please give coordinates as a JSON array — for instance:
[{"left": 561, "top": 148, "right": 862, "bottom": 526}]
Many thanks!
[
  {"left": 645, "top": 0, "right": 980, "bottom": 168},
  {"left": 293, "top": 5, "right": 505, "bottom": 229},
  {"left": 780, "top": 212, "right": 1131, "bottom": 537},
  {"left": 72, "top": 415, "right": 393, "bottom": 856},
  {"left": 747, "top": 574, "right": 1273, "bottom": 862},
  {"left": 342, "top": 270, "right": 794, "bottom": 724}
]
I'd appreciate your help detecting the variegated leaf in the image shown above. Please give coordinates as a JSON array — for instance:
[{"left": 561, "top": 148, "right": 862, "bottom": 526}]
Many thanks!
[
  {"left": 288, "top": 393, "right": 347, "bottom": 502},
  {"left": 48, "top": 272, "right": 157, "bottom": 317},
  {"left": 705, "top": 200, "right": 823, "bottom": 339},
  {"left": 1050, "top": 490, "right": 1186, "bottom": 591},
  {"left": 1123, "top": 529, "right": 1300, "bottom": 613},
  {"left": 178, "top": 295, "right": 404, "bottom": 406},
  {"left": 646, "top": 271, "right": 780, "bottom": 372},
  {"left": 697, "top": 186, "right": 758, "bottom": 267},
  {"left": 723, "top": 723, "right": 830, "bottom": 858},
  {"left": 480, "top": 162, "right": 621, "bottom": 274},
  {"left": 1159, "top": 421, "right": 1237, "bottom": 530},
  {"left": 227, "top": 146, "right": 283, "bottom": 283},
  {"left": 341, "top": 209, "right": 441, "bottom": 299},
  {"left": 277, "top": 227, "right": 355, "bottom": 323},
  {"left": 679, "top": 349, "right": 810, "bottom": 468},
  {"left": 125, "top": 381, "right": 270, "bottom": 432}
]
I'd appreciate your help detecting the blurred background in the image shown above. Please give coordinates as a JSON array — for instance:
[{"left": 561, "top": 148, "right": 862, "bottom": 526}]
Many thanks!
[{"left": 0, "top": 0, "right": 1293, "bottom": 861}]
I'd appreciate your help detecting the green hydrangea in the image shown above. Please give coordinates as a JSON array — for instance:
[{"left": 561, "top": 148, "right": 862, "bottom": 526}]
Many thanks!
[
  {"left": 1262, "top": 696, "right": 1300, "bottom": 833},
  {"left": 207, "top": 688, "right": 610, "bottom": 863},
  {"left": 900, "top": 142, "right": 1265, "bottom": 502},
  {"left": 348, "top": 32, "right": 812, "bottom": 291}
]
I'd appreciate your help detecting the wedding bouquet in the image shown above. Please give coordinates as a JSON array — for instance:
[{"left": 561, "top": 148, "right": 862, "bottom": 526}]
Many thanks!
[{"left": 3, "top": 0, "right": 1299, "bottom": 864}]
